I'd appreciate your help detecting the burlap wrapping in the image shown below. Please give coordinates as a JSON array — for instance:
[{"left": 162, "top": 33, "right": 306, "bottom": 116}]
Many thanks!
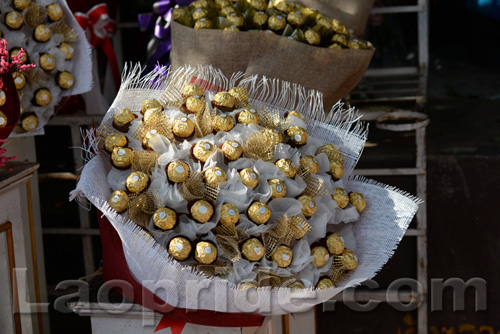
[{"left": 171, "top": 21, "right": 374, "bottom": 108}]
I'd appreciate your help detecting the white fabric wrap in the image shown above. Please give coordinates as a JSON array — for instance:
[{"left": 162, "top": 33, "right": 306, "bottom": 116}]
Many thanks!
[{"left": 71, "top": 64, "right": 421, "bottom": 315}]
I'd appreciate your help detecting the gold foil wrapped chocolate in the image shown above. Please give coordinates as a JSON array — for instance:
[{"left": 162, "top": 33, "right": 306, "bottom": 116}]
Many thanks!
[
  {"left": 316, "top": 144, "right": 342, "bottom": 161},
  {"left": 215, "top": 0, "right": 231, "bottom": 9},
  {"left": 228, "top": 87, "right": 249, "bottom": 105},
  {"left": 239, "top": 168, "right": 259, "bottom": 189},
  {"left": 329, "top": 159, "right": 344, "bottom": 179},
  {"left": 212, "top": 113, "right": 234, "bottom": 132},
  {"left": 104, "top": 133, "right": 127, "bottom": 153},
  {"left": 220, "top": 203, "right": 239, "bottom": 225},
  {"left": 241, "top": 238, "right": 265, "bottom": 262},
  {"left": 203, "top": 167, "right": 227, "bottom": 187},
  {"left": 221, "top": 140, "right": 243, "bottom": 161},
  {"left": 288, "top": 281, "right": 305, "bottom": 290},
  {"left": 287, "top": 110, "right": 305, "bottom": 122},
  {"left": 249, "top": 0, "right": 266, "bottom": 11},
  {"left": 153, "top": 207, "right": 177, "bottom": 230},
  {"left": 332, "top": 188, "right": 349, "bottom": 209},
  {"left": 248, "top": 202, "right": 271, "bottom": 225},
  {"left": 114, "top": 108, "right": 135, "bottom": 129},
  {"left": 14, "top": 0, "right": 31, "bottom": 11},
  {"left": 212, "top": 92, "right": 236, "bottom": 109},
  {"left": 141, "top": 99, "right": 162, "bottom": 115},
  {"left": 272, "top": 245, "right": 293, "bottom": 268},
  {"left": 253, "top": 11, "right": 268, "bottom": 26},
  {"left": 173, "top": 116, "right": 195, "bottom": 138},
  {"left": 332, "top": 34, "right": 348, "bottom": 47},
  {"left": 182, "top": 84, "right": 204, "bottom": 98},
  {"left": 298, "top": 195, "right": 316, "bottom": 217},
  {"left": 47, "top": 4, "right": 64, "bottom": 21},
  {"left": 194, "top": 18, "right": 212, "bottom": 29},
  {"left": 332, "top": 19, "right": 349, "bottom": 36},
  {"left": 191, "top": 199, "right": 214, "bottom": 223},
  {"left": 305, "top": 29, "right": 321, "bottom": 45},
  {"left": 329, "top": 43, "right": 343, "bottom": 50},
  {"left": 173, "top": 7, "right": 188, "bottom": 21},
  {"left": 220, "top": 6, "right": 236, "bottom": 16},
  {"left": 349, "top": 192, "right": 366, "bottom": 213},
  {"left": 192, "top": 7, "right": 208, "bottom": 20},
  {"left": 316, "top": 277, "right": 334, "bottom": 290},
  {"left": 274, "top": 0, "right": 294, "bottom": 14},
  {"left": 10, "top": 48, "right": 27, "bottom": 64},
  {"left": 339, "top": 249, "right": 358, "bottom": 270},
  {"left": 226, "top": 13, "right": 244, "bottom": 28},
  {"left": 0, "top": 90, "right": 5, "bottom": 107},
  {"left": 268, "top": 14, "right": 286, "bottom": 31},
  {"left": 6, "top": 11, "right": 23, "bottom": 30},
  {"left": 326, "top": 233, "right": 345, "bottom": 255},
  {"left": 224, "top": 25, "right": 239, "bottom": 31},
  {"left": 21, "top": 115, "right": 38, "bottom": 132},
  {"left": 237, "top": 108, "right": 260, "bottom": 125},
  {"left": 59, "top": 43, "right": 74, "bottom": 60},
  {"left": 13, "top": 72, "right": 26, "bottom": 90},
  {"left": 194, "top": 241, "right": 218, "bottom": 264},
  {"left": 268, "top": 179, "right": 286, "bottom": 199},
  {"left": 300, "top": 155, "right": 320, "bottom": 174},
  {"left": 287, "top": 126, "right": 308, "bottom": 146},
  {"left": 192, "top": 141, "right": 214, "bottom": 162},
  {"left": 289, "top": 216, "right": 309, "bottom": 239},
  {"left": 311, "top": 246, "right": 330, "bottom": 267},
  {"left": 111, "top": 147, "right": 133, "bottom": 169},
  {"left": 58, "top": 71, "right": 74, "bottom": 89},
  {"left": 0, "top": 111, "right": 7, "bottom": 128},
  {"left": 34, "top": 24, "right": 52, "bottom": 42},
  {"left": 167, "top": 161, "right": 190, "bottom": 183},
  {"left": 142, "top": 129, "right": 160, "bottom": 150},
  {"left": 191, "top": 0, "right": 210, "bottom": 8},
  {"left": 287, "top": 10, "right": 305, "bottom": 27},
  {"left": 239, "top": 282, "right": 258, "bottom": 290},
  {"left": 39, "top": 54, "right": 56, "bottom": 71},
  {"left": 126, "top": 171, "right": 149, "bottom": 193},
  {"left": 186, "top": 95, "right": 206, "bottom": 113},
  {"left": 275, "top": 158, "right": 297, "bottom": 178},
  {"left": 108, "top": 190, "right": 129, "bottom": 213},
  {"left": 35, "top": 88, "right": 52, "bottom": 106},
  {"left": 168, "top": 237, "right": 192, "bottom": 260}
]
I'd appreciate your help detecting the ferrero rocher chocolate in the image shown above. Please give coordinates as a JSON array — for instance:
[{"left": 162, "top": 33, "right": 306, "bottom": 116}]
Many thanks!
[
  {"left": 241, "top": 238, "right": 265, "bottom": 262},
  {"left": 326, "top": 233, "right": 345, "bottom": 255},
  {"left": 275, "top": 158, "right": 297, "bottom": 178},
  {"left": 316, "top": 144, "right": 341, "bottom": 160},
  {"left": 212, "top": 92, "right": 236, "bottom": 109},
  {"left": 226, "top": 13, "right": 244, "bottom": 28},
  {"left": 34, "top": 24, "right": 52, "bottom": 42},
  {"left": 237, "top": 108, "right": 260, "bottom": 125},
  {"left": 192, "top": 141, "right": 214, "bottom": 162},
  {"left": 221, "top": 140, "right": 243, "bottom": 161},
  {"left": 21, "top": 115, "right": 38, "bottom": 132},
  {"left": 253, "top": 11, "right": 268, "bottom": 26},
  {"left": 239, "top": 168, "right": 259, "bottom": 189},
  {"left": 289, "top": 216, "right": 308, "bottom": 239},
  {"left": 39, "top": 54, "right": 56, "bottom": 71},
  {"left": 224, "top": 25, "right": 239, "bottom": 31},
  {"left": 168, "top": 237, "right": 192, "bottom": 261},
  {"left": 298, "top": 195, "right": 316, "bottom": 217},
  {"left": 194, "top": 241, "right": 218, "bottom": 264},
  {"left": 300, "top": 155, "right": 320, "bottom": 174},
  {"left": 111, "top": 147, "right": 133, "bottom": 168},
  {"left": 182, "top": 84, "right": 204, "bottom": 98},
  {"left": 191, "top": 200, "right": 214, "bottom": 223},
  {"left": 104, "top": 133, "right": 127, "bottom": 153},
  {"left": 305, "top": 29, "right": 321, "bottom": 45},
  {"left": 329, "top": 43, "right": 343, "bottom": 50},
  {"left": 215, "top": 0, "right": 231, "bottom": 9},
  {"left": 35, "top": 88, "right": 52, "bottom": 106},
  {"left": 10, "top": 48, "right": 27, "bottom": 64},
  {"left": 142, "top": 129, "right": 159, "bottom": 150},
  {"left": 194, "top": 18, "right": 212, "bottom": 29},
  {"left": 228, "top": 87, "right": 249, "bottom": 104},
  {"left": 287, "top": 10, "right": 305, "bottom": 27},
  {"left": 113, "top": 108, "right": 135, "bottom": 129},
  {"left": 349, "top": 192, "right": 366, "bottom": 213},
  {"left": 332, "top": 19, "right": 349, "bottom": 35},
  {"left": 240, "top": 282, "right": 257, "bottom": 290},
  {"left": 220, "top": 203, "right": 239, "bottom": 225},
  {"left": 57, "top": 71, "right": 74, "bottom": 89},
  {"left": 0, "top": 90, "right": 5, "bottom": 107},
  {"left": 287, "top": 126, "right": 308, "bottom": 146},
  {"left": 249, "top": 0, "right": 266, "bottom": 10},
  {"left": 212, "top": 113, "right": 234, "bottom": 132},
  {"left": 141, "top": 99, "right": 162, "bottom": 115},
  {"left": 192, "top": 7, "right": 208, "bottom": 20},
  {"left": 339, "top": 249, "right": 358, "bottom": 270},
  {"left": 271, "top": 245, "right": 293, "bottom": 268},
  {"left": 0, "top": 111, "right": 7, "bottom": 128},
  {"left": 203, "top": 167, "right": 227, "bottom": 187},
  {"left": 192, "top": 0, "right": 210, "bottom": 8},
  {"left": 220, "top": 6, "right": 236, "bottom": 16},
  {"left": 247, "top": 202, "right": 271, "bottom": 225},
  {"left": 287, "top": 110, "right": 305, "bottom": 122},
  {"left": 13, "top": 72, "right": 26, "bottom": 90},
  {"left": 167, "top": 161, "right": 190, "bottom": 183},
  {"left": 268, "top": 179, "right": 286, "bottom": 199},
  {"left": 289, "top": 281, "right": 305, "bottom": 290},
  {"left": 59, "top": 43, "right": 74, "bottom": 60},
  {"left": 316, "top": 277, "right": 334, "bottom": 290},
  {"left": 108, "top": 190, "right": 129, "bottom": 213},
  {"left": 274, "top": 0, "right": 294, "bottom": 13},
  {"left": 14, "top": 0, "right": 31, "bottom": 11},
  {"left": 332, "top": 34, "right": 348, "bottom": 47},
  {"left": 329, "top": 159, "right": 344, "bottom": 179},
  {"left": 47, "top": 4, "right": 64, "bottom": 21},
  {"left": 332, "top": 188, "right": 349, "bottom": 209},
  {"left": 268, "top": 14, "right": 286, "bottom": 31},
  {"left": 6, "top": 11, "right": 23, "bottom": 30},
  {"left": 126, "top": 171, "right": 149, "bottom": 193},
  {"left": 185, "top": 95, "right": 206, "bottom": 113},
  {"left": 153, "top": 208, "right": 177, "bottom": 230},
  {"left": 173, "top": 116, "right": 195, "bottom": 138},
  {"left": 311, "top": 246, "right": 330, "bottom": 267}
]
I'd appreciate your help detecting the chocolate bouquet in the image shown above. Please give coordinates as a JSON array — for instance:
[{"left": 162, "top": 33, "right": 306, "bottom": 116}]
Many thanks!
[
  {"left": 72, "top": 64, "right": 420, "bottom": 319},
  {"left": 0, "top": 0, "right": 92, "bottom": 136}
]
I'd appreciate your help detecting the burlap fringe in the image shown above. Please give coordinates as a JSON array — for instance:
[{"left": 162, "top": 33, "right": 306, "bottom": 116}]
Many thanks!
[
  {"left": 299, "top": 167, "right": 330, "bottom": 197},
  {"left": 262, "top": 214, "right": 295, "bottom": 258},
  {"left": 243, "top": 129, "right": 280, "bottom": 162},
  {"left": 194, "top": 104, "right": 215, "bottom": 138},
  {"left": 179, "top": 171, "right": 219, "bottom": 203},
  {"left": 126, "top": 190, "right": 162, "bottom": 228}
]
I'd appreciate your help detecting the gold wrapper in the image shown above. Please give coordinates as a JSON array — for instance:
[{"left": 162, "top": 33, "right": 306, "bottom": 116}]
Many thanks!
[
  {"left": 213, "top": 92, "right": 236, "bottom": 108},
  {"left": 6, "top": 11, "right": 23, "bottom": 30},
  {"left": 192, "top": 8, "right": 208, "bottom": 20},
  {"left": 311, "top": 246, "right": 330, "bottom": 267},
  {"left": 13, "top": 72, "right": 26, "bottom": 90},
  {"left": 143, "top": 107, "right": 162, "bottom": 124},
  {"left": 224, "top": 25, "right": 239, "bottom": 31},
  {"left": 299, "top": 169, "right": 329, "bottom": 197},
  {"left": 228, "top": 87, "right": 249, "bottom": 107},
  {"left": 305, "top": 29, "right": 321, "bottom": 45},
  {"left": 241, "top": 238, "right": 265, "bottom": 261},
  {"left": 244, "top": 129, "right": 280, "bottom": 161},
  {"left": 215, "top": 0, "right": 231, "bottom": 9},
  {"left": 14, "top": 0, "right": 31, "bottom": 11},
  {"left": 179, "top": 172, "right": 219, "bottom": 203},
  {"left": 332, "top": 34, "right": 348, "bottom": 47},
  {"left": 248, "top": 202, "right": 271, "bottom": 225},
  {"left": 24, "top": 67, "right": 51, "bottom": 86},
  {"left": 168, "top": 237, "right": 192, "bottom": 261},
  {"left": 226, "top": 13, "right": 244, "bottom": 28},
  {"left": 298, "top": 195, "right": 316, "bottom": 217},
  {"left": 248, "top": 0, "right": 267, "bottom": 11},
  {"left": 220, "top": 203, "right": 239, "bottom": 225},
  {"left": 239, "top": 282, "right": 257, "bottom": 290},
  {"left": 316, "top": 144, "right": 343, "bottom": 161},
  {"left": 261, "top": 214, "right": 294, "bottom": 257},
  {"left": 0, "top": 111, "right": 7, "bottom": 128},
  {"left": 172, "top": 7, "right": 187, "bottom": 20},
  {"left": 329, "top": 159, "right": 344, "bottom": 179},
  {"left": 153, "top": 208, "right": 177, "bottom": 230},
  {"left": 47, "top": 4, "right": 63, "bottom": 21},
  {"left": 141, "top": 99, "right": 163, "bottom": 114},
  {"left": 0, "top": 90, "right": 5, "bottom": 107},
  {"left": 39, "top": 53, "right": 55, "bottom": 71},
  {"left": 104, "top": 133, "right": 127, "bottom": 153},
  {"left": 268, "top": 14, "right": 286, "bottom": 31},
  {"left": 220, "top": 6, "right": 236, "bottom": 16},
  {"left": 50, "top": 19, "right": 78, "bottom": 42},
  {"left": 269, "top": 179, "right": 286, "bottom": 199},
  {"left": 239, "top": 168, "right": 259, "bottom": 189},
  {"left": 339, "top": 249, "right": 358, "bottom": 270},
  {"left": 212, "top": 113, "right": 234, "bottom": 132},
  {"left": 237, "top": 108, "right": 260, "bottom": 125},
  {"left": 289, "top": 216, "right": 311, "bottom": 239},
  {"left": 300, "top": 155, "right": 320, "bottom": 174},
  {"left": 182, "top": 84, "right": 204, "bottom": 98},
  {"left": 287, "top": 110, "right": 305, "bottom": 122},
  {"left": 131, "top": 151, "right": 159, "bottom": 174},
  {"left": 332, "top": 187, "right": 349, "bottom": 209},
  {"left": 194, "top": 102, "right": 215, "bottom": 138},
  {"left": 326, "top": 233, "right": 345, "bottom": 255},
  {"left": 194, "top": 241, "right": 218, "bottom": 264},
  {"left": 108, "top": 190, "right": 129, "bottom": 213},
  {"left": 111, "top": 147, "right": 133, "bottom": 168},
  {"left": 271, "top": 245, "right": 293, "bottom": 268},
  {"left": 203, "top": 167, "right": 227, "bottom": 187},
  {"left": 10, "top": 48, "right": 27, "bottom": 64},
  {"left": 349, "top": 192, "right": 366, "bottom": 213},
  {"left": 274, "top": 0, "right": 294, "bottom": 14},
  {"left": 59, "top": 43, "right": 74, "bottom": 60},
  {"left": 328, "top": 43, "right": 343, "bottom": 50},
  {"left": 21, "top": 115, "right": 38, "bottom": 132},
  {"left": 191, "top": 0, "right": 210, "bottom": 8},
  {"left": 173, "top": 116, "right": 195, "bottom": 138},
  {"left": 194, "top": 18, "right": 212, "bottom": 29},
  {"left": 221, "top": 140, "right": 243, "bottom": 161},
  {"left": 167, "top": 161, "right": 190, "bottom": 183},
  {"left": 35, "top": 88, "right": 52, "bottom": 106},
  {"left": 34, "top": 24, "right": 52, "bottom": 42},
  {"left": 316, "top": 277, "right": 334, "bottom": 290},
  {"left": 347, "top": 38, "right": 361, "bottom": 49},
  {"left": 288, "top": 281, "right": 305, "bottom": 290},
  {"left": 192, "top": 141, "right": 214, "bottom": 162},
  {"left": 126, "top": 171, "right": 149, "bottom": 193},
  {"left": 191, "top": 199, "right": 214, "bottom": 223},
  {"left": 287, "top": 10, "right": 305, "bottom": 27},
  {"left": 332, "top": 19, "right": 349, "bottom": 36},
  {"left": 275, "top": 158, "right": 297, "bottom": 178},
  {"left": 186, "top": 95, "right": 206, "bottom": 113},
  {"left": 286, "top": 126, "right": 308, "bottom": 146},
  {"left": 57, "top": 71, "right": 74, "bottom": 89},
  {"left": 253, "top": 11, "right": 268, "bottom": 27},
  {"left": 134, "top": 112, "right": 174, "bottom": 147},
  {"left": 141, "top": 129, "right": 159, "bottom": 150},
  {"left": 114, "top": 108, "right": 135, "bottom": 128}
]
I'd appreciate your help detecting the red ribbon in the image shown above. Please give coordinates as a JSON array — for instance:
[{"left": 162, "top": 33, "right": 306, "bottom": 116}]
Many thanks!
[
  {"left": 75, "top": 4, "right": 121, "bottom": 91},
  {"left": 154, "top": 316, "right": 186, "bottom": 333}
]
